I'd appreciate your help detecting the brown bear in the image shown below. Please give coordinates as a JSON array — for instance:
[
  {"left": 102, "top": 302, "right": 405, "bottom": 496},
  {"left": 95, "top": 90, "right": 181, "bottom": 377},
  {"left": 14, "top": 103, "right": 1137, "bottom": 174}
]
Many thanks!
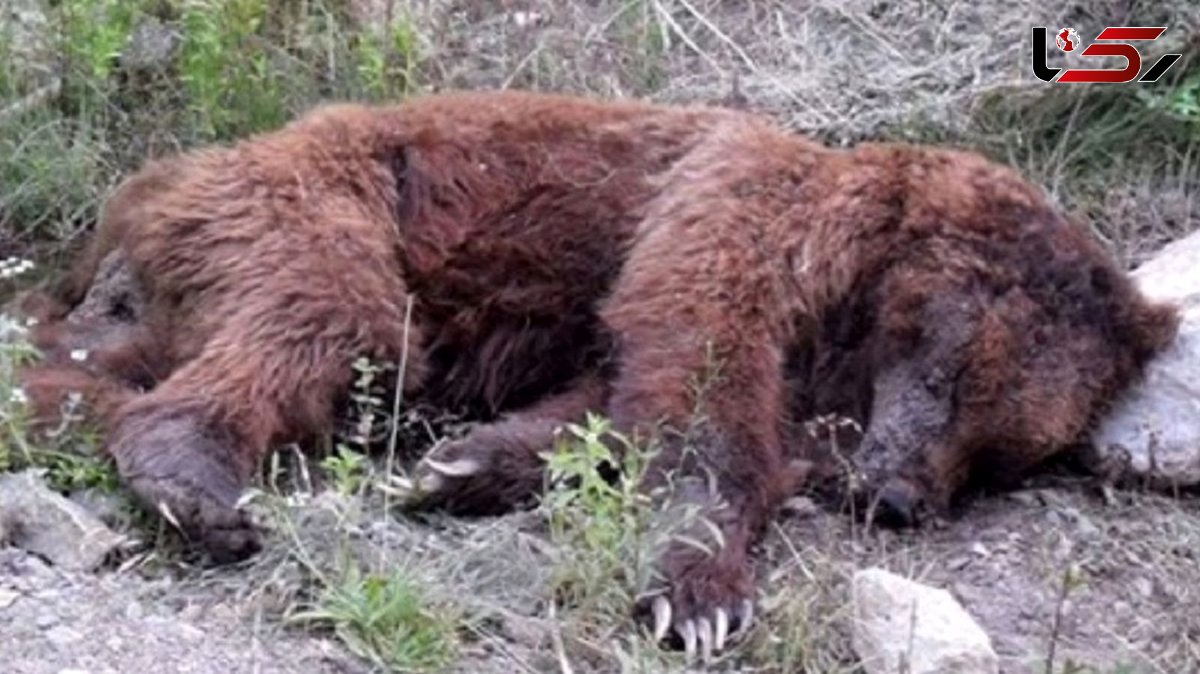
[{"left": 15, "top": 91, "right": 1176, "bottom": 657}]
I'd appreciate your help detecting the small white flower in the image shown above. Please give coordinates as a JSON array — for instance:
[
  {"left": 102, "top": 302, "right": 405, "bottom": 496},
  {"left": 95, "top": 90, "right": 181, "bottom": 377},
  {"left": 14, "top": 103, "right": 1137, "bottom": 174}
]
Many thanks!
[
  {"left": 0, "top": 313, "right": 27, "bottom": 341},
  {"left": 0, "top": 257, "right": 34, "bottom": 280},
  {"left": 10, "top": 387, "right": 27, "bottom": 405},
  {"left": 70, "top": 349, "right": 89, "bottom": 362},
  {"left": 24, "top": 317, "right": 38, "bottom": 327},
  {"left": 512, "top": 10, "right": 543, "bottom": 27}
]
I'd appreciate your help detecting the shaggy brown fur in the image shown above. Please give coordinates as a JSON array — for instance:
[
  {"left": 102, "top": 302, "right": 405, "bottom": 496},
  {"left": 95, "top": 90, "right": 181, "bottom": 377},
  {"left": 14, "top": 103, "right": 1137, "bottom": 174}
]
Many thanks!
[{"left": 16, "top": 92, "right": 1176, "bottom": 648}]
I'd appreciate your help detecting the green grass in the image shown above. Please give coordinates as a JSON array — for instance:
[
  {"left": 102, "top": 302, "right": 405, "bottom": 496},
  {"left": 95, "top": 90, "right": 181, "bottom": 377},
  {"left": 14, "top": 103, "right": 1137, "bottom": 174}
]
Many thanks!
[
  {"left": 288, "top": 559, "right": 459, "bottom": 672},
  {"left": 0, "top": 0, "right": 424, "bottom": 252}
]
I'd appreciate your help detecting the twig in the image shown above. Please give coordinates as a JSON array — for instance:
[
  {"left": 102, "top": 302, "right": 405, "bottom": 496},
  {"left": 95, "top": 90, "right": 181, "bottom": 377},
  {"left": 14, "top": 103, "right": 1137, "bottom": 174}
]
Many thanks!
[
  {"left": 380, "top": 293, "right": 415, "bottom": 567},
  {"left": 674, "top": 0, "right": 758, "bottom": 71},
  {"left": 502, "top": 41, "right": 546, "bottom": 90},
  {"left": 650, "top": 0, "right": 724, "bottom": 75},
  {"left": 549, "top": 602, "right": 575, "bottom": 674},
  {"left": 1044, "top": 565, "right": 1079, "bottom": 674}
]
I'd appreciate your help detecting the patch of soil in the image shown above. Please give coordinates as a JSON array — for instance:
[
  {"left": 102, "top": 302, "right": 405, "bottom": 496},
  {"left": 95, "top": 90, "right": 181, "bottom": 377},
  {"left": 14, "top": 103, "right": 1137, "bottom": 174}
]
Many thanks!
[
  {"left": 0, "top": 547, "right": 365, "bottom": 674},
  {"left": 768, "top": 477, "right": 1200, "bottom": 673},
  {"left": 5, "top": 477, "right": 1195, "bottom": 673}
]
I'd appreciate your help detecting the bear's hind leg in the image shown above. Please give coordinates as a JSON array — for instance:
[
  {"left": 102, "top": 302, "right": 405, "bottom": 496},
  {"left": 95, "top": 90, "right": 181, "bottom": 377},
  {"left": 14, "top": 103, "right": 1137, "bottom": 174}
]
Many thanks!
[{"left": 106, "top": 240, "right": 422, "bottom": 561}]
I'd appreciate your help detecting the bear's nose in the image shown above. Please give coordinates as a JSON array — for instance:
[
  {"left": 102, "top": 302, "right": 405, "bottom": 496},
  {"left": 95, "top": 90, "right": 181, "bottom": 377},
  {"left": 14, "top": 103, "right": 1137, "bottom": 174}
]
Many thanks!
[{"left": 869, "top": 479, "right": 924, "bottom": 528}]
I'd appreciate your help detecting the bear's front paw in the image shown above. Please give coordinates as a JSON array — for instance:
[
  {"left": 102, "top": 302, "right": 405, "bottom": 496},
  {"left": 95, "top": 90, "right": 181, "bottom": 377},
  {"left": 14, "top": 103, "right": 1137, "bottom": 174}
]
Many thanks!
[
  {"left": 397, "top": 420, "right": 549, "bottom": 515},
  {"left": 638, "top": 537, "right": 756, "bottom": 661},
  {"left": 111, "top": 414, "right": 261, "bottom": 563}
]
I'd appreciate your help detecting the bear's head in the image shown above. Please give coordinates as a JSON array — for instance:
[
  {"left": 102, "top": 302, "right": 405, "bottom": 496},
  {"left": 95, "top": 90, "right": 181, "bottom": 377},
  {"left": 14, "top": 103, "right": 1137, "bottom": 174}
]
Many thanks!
[{"left": 856, "top": 214, "right": 1178, "bottom": 527}]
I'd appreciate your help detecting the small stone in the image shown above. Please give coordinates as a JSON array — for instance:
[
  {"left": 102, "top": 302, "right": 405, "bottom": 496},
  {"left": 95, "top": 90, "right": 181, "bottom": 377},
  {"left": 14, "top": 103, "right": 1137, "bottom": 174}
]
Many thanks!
[
  {"left": 0, "top": 589, "right": 18, "bottom": 609},
  {"left": 122, "top": 16, "right": 179, "bottom": 71},
  {"left": 970, "top": 542, "right": 989, "bottom": 557},
  {"left": 46, "top": 625, "right": 81, "bottom": 646},
  {"left": 177, "top": 622, "right": 205, "bottom": 642},
  {"left": 1007, "top": 490, "right": 1043, "bottom": 507},
  {"left": 1135, "top": 577, "right": 1154, "bottom": 598},
  {"left": 123, "top": 601, "right": 144, "bottom": 621},
  {"left": 780, "top": 495, "right": 820, "bottom": 517},
  {"left": 1074, "top": 515, "right": 1100, "bottom": 537},
  {"left": 35, "top": 612, "right": 59, "bottom": 629},
  {"left": 511, "top": 10, "right": 544, "bottom": 28},
  {"left": 853, "top": 567, "right": 999, "bottom": 674},
  {"left": 0, "top": 471, "right": 125, "bottom": 571}
]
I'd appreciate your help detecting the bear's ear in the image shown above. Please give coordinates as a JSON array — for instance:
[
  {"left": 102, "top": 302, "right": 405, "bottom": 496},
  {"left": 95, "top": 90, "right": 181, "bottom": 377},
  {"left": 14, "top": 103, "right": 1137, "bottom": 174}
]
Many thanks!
[
  {"left": 1089, "top": 256, "right": 1180, "bottom": 362},
  {"left": 1125, "top": 297, "right": 1180, "bottom": 362}
]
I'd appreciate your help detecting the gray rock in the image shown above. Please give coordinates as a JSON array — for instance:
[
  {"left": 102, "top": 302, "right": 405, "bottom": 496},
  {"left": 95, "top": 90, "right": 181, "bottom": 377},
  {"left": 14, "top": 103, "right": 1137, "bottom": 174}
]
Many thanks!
[
  {"left": 1091, "top": 231, "right": 1200, "bottom": 486},
  {"left": 122, "top": 17, "right": 180, "bottom": 72},
  {"left": 853, "top": 567, "right": 999, "bottom": 674},
  {"left": 70, "top": 488, "right": 133, "bottom": 532},
  {"left": 0, "top": 471, "right": 125, "bottom": 571}
]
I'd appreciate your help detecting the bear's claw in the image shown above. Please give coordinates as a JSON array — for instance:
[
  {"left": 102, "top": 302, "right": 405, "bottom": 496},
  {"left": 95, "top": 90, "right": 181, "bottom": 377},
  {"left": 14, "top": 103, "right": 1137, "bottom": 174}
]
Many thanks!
[
  {"left": 646, "top": 594, "right": 752, "bottom": 661},
  {"left": 398, "top": 431, "right": 546, "bottom": 515},
  {"left": 422, "top": 457, "right": 481, "bottom": 477},
  {"left": 385, "top": 454, "right": 482, "bottom": 501}
]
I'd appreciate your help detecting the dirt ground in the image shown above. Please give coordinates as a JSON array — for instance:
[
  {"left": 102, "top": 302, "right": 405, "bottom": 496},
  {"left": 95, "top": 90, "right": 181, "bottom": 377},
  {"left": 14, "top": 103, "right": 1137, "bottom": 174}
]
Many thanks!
[
  {"left": 0, "top": 546, "right": 366, "bottom": 674},
  {"left": 5, "top": 474, "right": 1199, "bottom": 673},
  {"left": 771, "top": 478, "right": 1200, "bottom": 673}
]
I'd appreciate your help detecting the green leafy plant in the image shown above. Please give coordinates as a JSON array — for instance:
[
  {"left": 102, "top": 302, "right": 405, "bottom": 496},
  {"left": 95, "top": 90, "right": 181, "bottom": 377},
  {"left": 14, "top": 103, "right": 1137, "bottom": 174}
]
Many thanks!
[
  {"left": 179, "top": 0, "right": 286, "bottom": 140},
  {"left": 356, "top": 18, "right": 421, "bottom": 101},
  {"left": 542, "top": 413, "right": 659, "bottom": 615},
  {"left": 321, "top": 443, "right": 368, "bottom": 496},
  {"left": 289, "top": 560, "right": 458, "bottom": 672}
]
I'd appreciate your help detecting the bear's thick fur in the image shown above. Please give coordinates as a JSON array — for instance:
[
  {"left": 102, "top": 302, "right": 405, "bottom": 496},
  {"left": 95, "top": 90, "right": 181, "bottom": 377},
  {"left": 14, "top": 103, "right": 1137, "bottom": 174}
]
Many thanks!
[{"left": 17, "top": 92, "right": 1176, "bottom": 650}]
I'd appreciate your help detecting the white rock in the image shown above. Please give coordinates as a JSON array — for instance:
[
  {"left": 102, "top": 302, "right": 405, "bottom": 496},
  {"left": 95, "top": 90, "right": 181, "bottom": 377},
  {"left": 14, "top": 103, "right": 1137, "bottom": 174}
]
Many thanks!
[
  {"left": 1091, "top": 231, "right": 1200, "bottom": 486},
  {"left": 852, "top": 568, "right": 998, "bottom": 674},
  {"left": 0, "top": 471, "right": 126, "bottom": 571}
]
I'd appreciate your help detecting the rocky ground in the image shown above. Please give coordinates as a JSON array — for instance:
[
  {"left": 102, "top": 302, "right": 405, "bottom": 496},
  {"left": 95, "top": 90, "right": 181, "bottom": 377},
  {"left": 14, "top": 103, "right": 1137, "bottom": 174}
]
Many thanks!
[
  {"left": 3, "top": 467, "right": 1198, "bottom": 673},
  {"left": 0, "top": 547, "right": 365, "bottom": 674}
]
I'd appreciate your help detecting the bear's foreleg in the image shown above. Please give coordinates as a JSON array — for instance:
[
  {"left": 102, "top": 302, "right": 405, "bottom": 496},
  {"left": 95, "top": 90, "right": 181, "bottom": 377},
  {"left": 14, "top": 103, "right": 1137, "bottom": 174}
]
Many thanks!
[
  {"left": 403, "top": 374, "right": 609, "bottom": 515},
  {"left": 599, "top": 220, "right": 800, "bottom": 657}
]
